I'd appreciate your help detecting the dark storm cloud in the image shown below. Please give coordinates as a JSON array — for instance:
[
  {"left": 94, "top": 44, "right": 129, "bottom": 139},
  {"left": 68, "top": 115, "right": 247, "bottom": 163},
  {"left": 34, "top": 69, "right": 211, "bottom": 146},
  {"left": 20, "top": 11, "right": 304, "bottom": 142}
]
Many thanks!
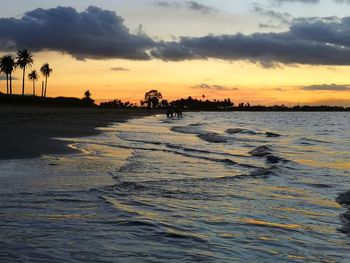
[
  {"left": 156, "top": 1, "right": 218, "bottom": 14},
  {"left": 151, "top": 17, "right": 350, "bottom": 66},
  {"left": 0, "top": 6, "right": 155, "bottom": 60},
  {"left": 2, "top": 6, "right": 350, "bottom": 66},
  {"left": 302, "top": 84, "right": 350, "bottom": 91}
]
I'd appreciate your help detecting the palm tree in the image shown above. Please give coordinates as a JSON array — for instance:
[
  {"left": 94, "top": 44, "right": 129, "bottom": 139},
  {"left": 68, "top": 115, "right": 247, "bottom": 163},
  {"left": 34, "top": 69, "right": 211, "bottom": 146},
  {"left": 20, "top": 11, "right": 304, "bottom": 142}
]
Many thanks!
[
  {"left": 0, "top": 55, "right": 16, "bottom": 95},
  {"left": 40, "top": 63, "right": 53, "bottom": 98},
  {"left": 28, "top": 70, "right": 38, "bottom": 96},
  {"left": 16, "top": 49, "right": 34, "bottom": 96},
  {"left": 0, "top": 58, "right": 8, "bottom": 94}
]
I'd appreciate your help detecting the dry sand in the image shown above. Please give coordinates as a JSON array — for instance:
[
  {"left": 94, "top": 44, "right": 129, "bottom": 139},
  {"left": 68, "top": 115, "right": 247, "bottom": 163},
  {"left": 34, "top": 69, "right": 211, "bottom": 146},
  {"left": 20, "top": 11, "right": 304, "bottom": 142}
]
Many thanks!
[{"left": 0, "top": 105, "right": 157, "bottom": 160}]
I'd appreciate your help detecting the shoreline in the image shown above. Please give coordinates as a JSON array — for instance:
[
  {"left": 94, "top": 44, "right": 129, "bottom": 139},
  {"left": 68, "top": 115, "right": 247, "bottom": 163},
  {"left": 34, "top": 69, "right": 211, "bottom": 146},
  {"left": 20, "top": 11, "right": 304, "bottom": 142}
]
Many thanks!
[{"left": 0, "top": 105, "right": 159, "bottom": 160}]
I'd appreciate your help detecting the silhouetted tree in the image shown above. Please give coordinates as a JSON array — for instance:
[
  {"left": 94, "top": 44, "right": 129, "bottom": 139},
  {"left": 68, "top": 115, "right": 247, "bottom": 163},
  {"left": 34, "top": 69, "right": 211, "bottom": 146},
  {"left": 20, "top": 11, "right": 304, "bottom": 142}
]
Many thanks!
[
  {"left": 41, "top": 81, "right": 44, "bottom": 97},
  {"left": 100, "top": 99, "right": 136, "bottom": 108},
  {"left": 28, "top": 70, "right": 38, "bottom": 96},
  {"left": 0, "top": 55, "right": 16, "bottom": 95},
  {"left": 16, "top": 49, "right": 33, "bottom": 96},
  {"left": 40, "top": 63, "right": 53, "bottom": 97},
  {"left": 143, "top": 90, "right": 162, "bottom": 109},
  {"left": 170, "top": 96, "right": 234, "bottom": 111},
  {"left": 82, "top": 90, "right": 95, "bottom": 104},
  {"left": 160, "top": 99, "right": 169, "bottom": 108}
]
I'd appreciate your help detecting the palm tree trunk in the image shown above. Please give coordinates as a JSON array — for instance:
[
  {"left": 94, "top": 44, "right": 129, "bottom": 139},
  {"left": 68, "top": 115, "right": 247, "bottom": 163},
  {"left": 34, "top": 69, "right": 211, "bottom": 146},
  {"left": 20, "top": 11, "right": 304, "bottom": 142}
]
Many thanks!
[
  {"left": 6, "top": 74, "right": 8, "bottom": 94},
  {"left": 33, "top": 79, "right": 35, "bottom": 96},
  {"left": 10, "top": 74, "right": 12, "bottom": 95},
  {"left": 22, "top": 67, "right": 25, "bottom": 96},
  {"left": 41, "top": 81, "right": 44, "bottom": 97},
  {"left": 44, "top": 76, "right": 48, "bottom": 97}
]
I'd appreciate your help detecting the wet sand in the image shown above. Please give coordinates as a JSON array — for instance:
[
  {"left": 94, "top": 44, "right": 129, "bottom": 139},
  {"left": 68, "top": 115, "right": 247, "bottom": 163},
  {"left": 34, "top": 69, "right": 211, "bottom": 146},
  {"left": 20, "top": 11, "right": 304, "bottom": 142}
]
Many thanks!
[{"left": 0, "top": 105, "right": 156, "bottom": 160}]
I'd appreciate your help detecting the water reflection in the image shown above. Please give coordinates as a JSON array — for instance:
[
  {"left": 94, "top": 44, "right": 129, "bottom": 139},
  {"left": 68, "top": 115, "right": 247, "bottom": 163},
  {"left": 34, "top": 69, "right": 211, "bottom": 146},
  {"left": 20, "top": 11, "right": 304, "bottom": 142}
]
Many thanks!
[{"left": 0, "top": 112, "right": 350, "bottom": 262}]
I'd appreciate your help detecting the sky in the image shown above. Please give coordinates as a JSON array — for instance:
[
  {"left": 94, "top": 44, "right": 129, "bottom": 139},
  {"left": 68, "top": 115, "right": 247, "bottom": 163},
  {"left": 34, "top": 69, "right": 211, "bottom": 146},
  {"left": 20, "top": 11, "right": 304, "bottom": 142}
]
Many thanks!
[{"left": 1, "top": 0, "right": 350, "bottom": 105}]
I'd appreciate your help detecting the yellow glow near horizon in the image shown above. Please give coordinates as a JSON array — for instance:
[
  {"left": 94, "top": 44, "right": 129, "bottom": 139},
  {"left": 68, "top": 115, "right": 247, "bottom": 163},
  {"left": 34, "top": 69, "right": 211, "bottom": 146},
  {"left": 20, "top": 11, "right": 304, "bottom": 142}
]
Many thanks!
[{"left": 2, "top": 51, "right": 350, "bottom": 106}]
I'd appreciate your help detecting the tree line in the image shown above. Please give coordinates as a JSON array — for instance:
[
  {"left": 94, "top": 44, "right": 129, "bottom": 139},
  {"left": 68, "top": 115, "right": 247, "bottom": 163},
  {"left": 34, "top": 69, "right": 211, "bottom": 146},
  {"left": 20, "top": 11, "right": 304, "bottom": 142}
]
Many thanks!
[
  {"left": 0, "top": 49, "right": 53, "bottom": 97},
  {"left": 101, "top": 89, "right": 350, "bottom": 111}
]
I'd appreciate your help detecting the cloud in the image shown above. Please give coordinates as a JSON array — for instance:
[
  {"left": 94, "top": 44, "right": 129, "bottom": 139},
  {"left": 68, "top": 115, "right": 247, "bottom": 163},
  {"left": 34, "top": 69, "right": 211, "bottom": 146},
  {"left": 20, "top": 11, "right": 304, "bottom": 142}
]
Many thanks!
[
  {"left": 275, "top": 87, "right": 288, "bottom": 92},
  {"left": 151, "top": 17, "right": 350, "bottom": 66},
  {"left": 302, "top": 84, "right": 350, "bottom": 91},
  {"left": 111, "top": 67, "right": 130, "bottom": 71},
  {"left": 191, "top": 84, "right": 239, "bottom": 91},
  {"left": 309, "top": 98, "right": 350, "bottom": 106},
  {"left": 333, "top": 0, "right": 350, "bottom": 3},
  {"left": 186, "top": 1, "right": 218, "bottom": 14},
  {"left": 156, "top": 1, "right": 218, "bottom": 14},
  {"left": 2, "top": 6, "right": 350, "bottom": 67},
  {"left": 253, "top": 6, "right": 292, "bottom": 26},
  {"left": 271, "top": 0, "right": 320, "bottom": 4},
  {"left": 157, "top": 1, "right": 181, "bottom": 9},
  {"left": 0, "top": 75, "right": 18, "bottom": 81},
  {"left": 0, "top": 6, "right": 155, "bottom": 60}
]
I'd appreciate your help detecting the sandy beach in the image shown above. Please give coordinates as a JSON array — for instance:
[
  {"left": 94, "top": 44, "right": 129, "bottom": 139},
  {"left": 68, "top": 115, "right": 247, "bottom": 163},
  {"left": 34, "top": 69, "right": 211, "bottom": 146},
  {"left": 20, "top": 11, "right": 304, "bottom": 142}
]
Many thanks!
[{"left": 0, "top": 105, "right": 155, "bottom": 160}]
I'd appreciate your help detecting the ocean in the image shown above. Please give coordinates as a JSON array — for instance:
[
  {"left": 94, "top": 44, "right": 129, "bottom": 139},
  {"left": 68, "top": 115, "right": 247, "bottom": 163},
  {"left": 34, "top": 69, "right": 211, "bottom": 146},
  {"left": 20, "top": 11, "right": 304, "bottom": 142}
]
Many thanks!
[{"left": 1, "top": 112, "right": 349, "bottom": 262}]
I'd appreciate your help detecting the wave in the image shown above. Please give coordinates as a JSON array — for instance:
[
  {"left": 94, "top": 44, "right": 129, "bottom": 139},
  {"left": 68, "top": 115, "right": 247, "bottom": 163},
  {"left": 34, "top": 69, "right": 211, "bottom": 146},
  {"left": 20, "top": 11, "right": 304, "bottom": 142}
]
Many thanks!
[
  {"left": 114, "top": 137, "right": 248, "bottom": 160},
  {"left": 226, "top": 128, "right": 258, "bottom": 135},
  {"left": 249, "top": 145, "right": 273, "bottom": 157},
  {"left": 77, "top": 138, "right": 256, "bottom": 170},
  {"left": 249, "top": 145, "right": 287, "bottom": 164},
  {"left": 197, "top": 133, "right": 228, "bottom": 143},
  {"left": 299, "top": 138, "right": 331, "bottom": 145},
  {"left": 165, "top": 143, "right": 246, "bottom": 158},
  {"left": 161, "top": 229, "right": 209, "bottom": 244},
  {"left": 171, "top": 125, "right": 230, "bottom": 144},
  {"left": 336, "top": 191, "right": 350, "bottom": 206},
  {"left": 226, "top": 128, "right": 281, "bottom": 138},
  {"left": 171, "top": 125, "right": 228, "bottom": 143},
  {"left": 101, "top": 166, "right": 275, "bottom": 201},
  {"left": 96, "top": 219, "right": 160, "bottom": 228},
  {"left": 240, "top": 218, "right": 301, "bottom": 231},
  {"left": 302, "top": 183, "right": 332, "bottom": 189},
  {"left": 170, "top": 126, "right": 199, "bottom": 135},
  {"left": 266, "top": 132, "right": 281, "bottom": 138},
  {"left": 171, "top": 125, "right": 280, "bottom": 145},
  {"left": 336, "top": 191, "right": 350, "bottom": 236}
]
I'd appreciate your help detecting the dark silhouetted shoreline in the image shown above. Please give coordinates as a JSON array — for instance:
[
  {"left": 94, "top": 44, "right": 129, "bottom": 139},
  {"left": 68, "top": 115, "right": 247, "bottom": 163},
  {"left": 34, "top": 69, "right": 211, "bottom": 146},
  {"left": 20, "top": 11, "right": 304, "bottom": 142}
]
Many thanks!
[
  {"left": 0, "top": 105, "right": 155, "bottom": 160},
  {"left": 169, "top": 97, "right": 350, "bottom": 111}
]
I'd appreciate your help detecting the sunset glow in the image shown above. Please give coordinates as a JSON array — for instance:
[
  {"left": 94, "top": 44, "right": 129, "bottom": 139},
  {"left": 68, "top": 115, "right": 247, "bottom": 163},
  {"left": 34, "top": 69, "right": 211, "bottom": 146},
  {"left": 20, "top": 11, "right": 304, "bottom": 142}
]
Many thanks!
[{"left": 1, "top": 0, "right": 350, "bottom": 105}]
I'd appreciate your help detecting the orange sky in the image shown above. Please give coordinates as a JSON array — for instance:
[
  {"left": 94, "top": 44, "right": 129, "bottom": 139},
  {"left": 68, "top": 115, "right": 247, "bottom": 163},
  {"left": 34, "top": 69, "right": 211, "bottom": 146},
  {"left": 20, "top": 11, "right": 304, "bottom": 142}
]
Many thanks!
[
  {"left": 1, "top": 2, "right": 350, "bottom": 106},
  {"left": 2, "top": 51, "right": 350, "bottom": 106}
]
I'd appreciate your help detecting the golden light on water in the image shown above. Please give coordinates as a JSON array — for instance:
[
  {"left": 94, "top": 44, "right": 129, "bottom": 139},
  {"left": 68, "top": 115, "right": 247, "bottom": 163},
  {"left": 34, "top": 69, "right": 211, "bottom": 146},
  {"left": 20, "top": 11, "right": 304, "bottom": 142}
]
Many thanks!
[{"left": 240, "top": 218, "right": 301, "bottom": 230}]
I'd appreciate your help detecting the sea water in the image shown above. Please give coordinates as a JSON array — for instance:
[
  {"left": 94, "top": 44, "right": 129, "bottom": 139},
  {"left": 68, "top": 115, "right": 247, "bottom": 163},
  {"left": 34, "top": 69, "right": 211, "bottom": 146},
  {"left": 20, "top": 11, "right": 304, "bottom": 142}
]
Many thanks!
[{"left": 0, "top": 112, "right": 349, "bottom": 262}]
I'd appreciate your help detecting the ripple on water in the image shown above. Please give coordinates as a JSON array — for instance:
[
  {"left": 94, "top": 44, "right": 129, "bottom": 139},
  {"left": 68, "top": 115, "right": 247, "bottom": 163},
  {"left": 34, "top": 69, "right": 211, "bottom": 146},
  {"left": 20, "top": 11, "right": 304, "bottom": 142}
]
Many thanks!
[{"left": 1, "top": 112, "right": 350, "bottom": 262}]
